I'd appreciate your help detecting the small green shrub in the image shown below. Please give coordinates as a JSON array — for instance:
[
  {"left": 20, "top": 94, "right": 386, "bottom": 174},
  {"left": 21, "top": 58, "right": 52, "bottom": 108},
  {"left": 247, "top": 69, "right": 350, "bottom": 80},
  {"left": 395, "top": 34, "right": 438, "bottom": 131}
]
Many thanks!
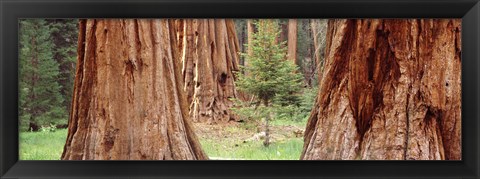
[{"left": 40, "top": 124, "right": 57, "bottom": 132}]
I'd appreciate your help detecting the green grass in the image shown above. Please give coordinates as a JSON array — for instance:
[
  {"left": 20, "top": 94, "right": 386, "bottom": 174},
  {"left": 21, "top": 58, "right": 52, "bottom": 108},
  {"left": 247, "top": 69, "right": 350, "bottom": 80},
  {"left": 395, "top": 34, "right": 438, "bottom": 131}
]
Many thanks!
[
  {"left": 270, "top": 117, "right": 308, "bottom": 128},
  {"left": 19, "top": 125, "right": 305, "bottom": 160},
  {"left": 19, "top": 129, "right": 67, "bottom": 160},
  {"left": 200, "top": 138, "right": 304, "bottom": 160}
]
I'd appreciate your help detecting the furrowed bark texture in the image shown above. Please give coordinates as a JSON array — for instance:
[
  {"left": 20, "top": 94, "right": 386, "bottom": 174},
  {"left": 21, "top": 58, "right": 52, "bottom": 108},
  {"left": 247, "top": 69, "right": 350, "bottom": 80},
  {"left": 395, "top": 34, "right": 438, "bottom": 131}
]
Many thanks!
[
  {"left": 174, "top": 19, "right": 185, "bottom": 54},
  {"left": 301, "top": 19, "right": 461, "bottom": 160},
  {"left": 181, "top": 19, "right": 241, "bottom": 124},
  {"left": 62, "top": 19, "right": 207, "bottom": 160}
]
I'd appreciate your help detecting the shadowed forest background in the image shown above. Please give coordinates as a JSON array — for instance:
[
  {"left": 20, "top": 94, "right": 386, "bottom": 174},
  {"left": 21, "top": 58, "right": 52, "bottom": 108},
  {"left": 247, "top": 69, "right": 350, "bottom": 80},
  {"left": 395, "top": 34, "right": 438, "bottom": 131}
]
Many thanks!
[{"left": 19, "top": 19, "right": 461, "bottom": 160}]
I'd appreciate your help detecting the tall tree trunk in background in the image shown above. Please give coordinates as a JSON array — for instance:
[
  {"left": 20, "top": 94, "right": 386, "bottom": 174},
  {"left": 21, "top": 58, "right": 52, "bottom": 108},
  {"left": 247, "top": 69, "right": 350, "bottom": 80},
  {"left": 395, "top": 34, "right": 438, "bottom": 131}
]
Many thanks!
[
  {"left": 310, "top": 20, "right": 320, "bottom": 68},
  {"left": 310, "top": 19, "right": 328, "bottom": 85},
  {"left": 235, "top": 19, "right": 250, "bottom": 101},
  {"left": 310, "top": 19, "right": 321, "bottom": 84},
  {"left": 287, "top": 19, "right": 297, "bottom": 63},
  {"left": 246, "top": 19, "right": 254, "bottom": 72},
  {"left": 301, "top": 20, "right": 315, "bottom": 87},
  {"left": 181, "top": 19, "right": 241, "bottom": 124},
  {"left": 234, "top": 19, "right": 247, "bottom": 67},
  {"left": 182, "top": 19, "right": 196, "bottom": 104},
  {"left": 278, "top": 20, "right": 289, "bottom": 46},
  {"left": 236, "top": 19, "right": 255, "bottom": 101},
  {"left": 62, "top": 19, "right": 207, "bottom": 160},
  {"left": 302, "top": 19, "right": 461, "bottom": 160}
]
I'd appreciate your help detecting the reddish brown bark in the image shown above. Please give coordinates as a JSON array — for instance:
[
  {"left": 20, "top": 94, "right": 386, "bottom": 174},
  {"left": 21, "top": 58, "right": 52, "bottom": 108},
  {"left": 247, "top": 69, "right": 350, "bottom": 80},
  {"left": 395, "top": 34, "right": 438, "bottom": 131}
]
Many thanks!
[
  {"left": 181, "top": 19, "right": 241, "bottom": 124},
  {"left": 246, "top": 19, "right": 254, "bottom": 70},
  {"left": 174, "top": 19, "right": 185, "bottom": 53},
  {"left": 278, "top": 20, "right": 288, "bottom": 46},
  {"left": 62, "top": 19, "right": 207, "bottom": 160},
  {"left": 287, "top": 19, "right": 298, "bottom": 63},
  {"left": 310, "top": 20, "right": 320, "bottom": 68},
  {"left": 302, "top": 19, "right": 461, "bottom": 160}
]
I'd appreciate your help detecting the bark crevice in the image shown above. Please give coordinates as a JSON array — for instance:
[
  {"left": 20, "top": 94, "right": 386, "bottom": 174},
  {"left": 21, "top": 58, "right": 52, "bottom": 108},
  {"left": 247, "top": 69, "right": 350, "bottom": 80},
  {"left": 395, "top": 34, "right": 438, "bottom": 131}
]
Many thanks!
[
  {"left": 302, "top": 19, "right": 461, "bottom": 160},
  {"left": 62, "top": 19, "right": 207, "bottom": 160}
]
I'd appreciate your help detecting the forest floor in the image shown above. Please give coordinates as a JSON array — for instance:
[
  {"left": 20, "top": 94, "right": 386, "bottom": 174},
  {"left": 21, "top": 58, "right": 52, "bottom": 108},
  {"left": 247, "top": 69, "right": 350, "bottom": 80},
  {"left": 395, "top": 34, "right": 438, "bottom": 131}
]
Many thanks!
[
  {"left": 18, "top": 118, "right": 307, "bottom": 160},
  {"left": 193, "top": 118, "right": 307, "bottom": 160}
]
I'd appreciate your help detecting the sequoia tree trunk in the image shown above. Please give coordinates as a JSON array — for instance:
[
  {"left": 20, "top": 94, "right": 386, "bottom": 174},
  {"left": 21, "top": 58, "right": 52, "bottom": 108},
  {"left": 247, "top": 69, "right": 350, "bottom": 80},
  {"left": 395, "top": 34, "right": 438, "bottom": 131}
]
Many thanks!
[
  {"left": 246, "top": 19, "right": 254, "bottom": 71},
  {"left": 310, "top": 20, "right": 321, "bottom": 68},
  {"left": 301, "top": 20, "right": 315, "bottom": 87},
  {"left": 301, "top": 19, "right": 461, "bottom": 160},
  {"left": 62, "top": 19, "right": 207, "bottom": 160},
  {"left": 278, "top": 20, "right": 288, "bottom": 46},
  {"left": 174, "top": 19, "right": 185, "bottom": 53},
  {"left": 181, "top": 19, "right": 241, "bottom": 124},
  {"left": 310, "top": 19, "right": 328, "bottom": 83},
  {"left": 287, "top": 19, "right": 297, "bottom": 63}
]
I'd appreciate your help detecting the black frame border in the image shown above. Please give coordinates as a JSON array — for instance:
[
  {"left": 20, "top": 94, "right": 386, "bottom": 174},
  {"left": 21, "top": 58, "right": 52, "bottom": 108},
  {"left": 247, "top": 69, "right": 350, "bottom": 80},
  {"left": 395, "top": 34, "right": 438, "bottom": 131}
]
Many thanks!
[{"left": 1, "top": 0, "right": 479, "bottom": 178}]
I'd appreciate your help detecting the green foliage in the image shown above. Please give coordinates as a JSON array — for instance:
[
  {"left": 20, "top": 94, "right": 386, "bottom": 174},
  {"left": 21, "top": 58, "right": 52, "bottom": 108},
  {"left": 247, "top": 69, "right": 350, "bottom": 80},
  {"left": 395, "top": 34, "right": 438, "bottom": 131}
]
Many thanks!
[
  {"left": 234, "top": 19, "right": 248, "bottom": 65},
  {"left": 234, "top": 20, "right": 306, "bottom": 125},
  {"left": 233, "top": 88, "right": 316, "bottom": 132},
  {"left": 236, "top": 20, "right": 303, "bottom": 106},
  {"left": 272, "top": 87, "right": 318, "bottom": 122},
  {"left": 47, "top": 19, "right": 78, "bottom": 111},
  {"left": 299, "top": 87, "right": 318, "bottom": 116},
  {"left": 19, "top": 19, "right": 68, "bottom": 131},
  {"left": 234, "top": 20, "right": 306, "bottom": 147},
  {"left": 231, "top": 99, "right": 276, "bottom": 133},
  {"left": 271, "top": 104, "right": 304, "bottom": 121},
  {"left": 40, "top": 124, "right": 58, "bottom": 133}
]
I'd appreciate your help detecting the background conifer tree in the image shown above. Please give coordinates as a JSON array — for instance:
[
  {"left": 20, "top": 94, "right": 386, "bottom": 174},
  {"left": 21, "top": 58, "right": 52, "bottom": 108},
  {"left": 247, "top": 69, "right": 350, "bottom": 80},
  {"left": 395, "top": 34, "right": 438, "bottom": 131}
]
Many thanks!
[
  {"left": 235, "top": 19, "right": 303, "bottom": 146},
  {"left": 47, "top": 19, "right": 78, "bottom": 116},
  {"left": 19, "top": 19, "right": 66, "bottom": 131}
]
